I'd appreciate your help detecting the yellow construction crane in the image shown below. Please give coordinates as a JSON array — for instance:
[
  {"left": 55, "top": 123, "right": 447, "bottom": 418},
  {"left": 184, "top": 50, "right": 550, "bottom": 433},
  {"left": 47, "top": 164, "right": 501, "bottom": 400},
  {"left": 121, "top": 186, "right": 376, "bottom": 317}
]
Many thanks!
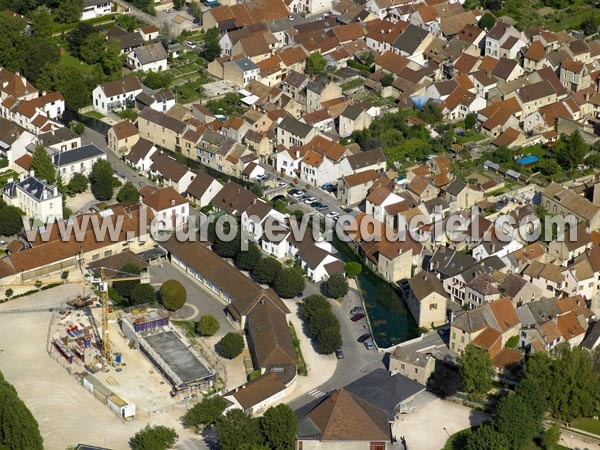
[{"left": 94, "top": 267, "right": 149, "bottom": 361}]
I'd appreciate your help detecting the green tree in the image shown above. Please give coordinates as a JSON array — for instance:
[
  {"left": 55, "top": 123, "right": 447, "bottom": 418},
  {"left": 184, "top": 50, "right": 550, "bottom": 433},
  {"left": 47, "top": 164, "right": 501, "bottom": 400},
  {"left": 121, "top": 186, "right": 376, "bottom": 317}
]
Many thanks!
[
  {"left": 196, "top": 315, "right": 220, "bottom": 336},
  {"left": 159, "top": 279, "right": 187, "bottom": 311},
  {"left": 541, "top": 424, "right": 561, "bottom": 450},
  {"left": 494, "top": 394, "right": 541, "bottom": 450},
  {"left": 112, "top": 263, "right": 142, "bottom": 299},
  {"left": 465, "top": 424, "right": 509, "bottom": 450},
  {"left": 464, "top": 113, "right": 476, "bottom": 130},
  {"left": 316, "top": 325, "right": 343, "bottom": 354},
  {"left": 253, "top": 257, "right": 282, "bottom": 284},
  {"left": 261, "top": 404, "right": 297, "bottom": 450},
  {"left": 344, "top": 262, "right": 362, "bottom": 277},
  {"left": 582, "top": 16, "right": 598, "bottom": 36},
  {"left": 31, "top": 145, "right": 56, "bottom": 184},
  {"left": 213, "top": 229, "right": 241, "bottom": 259},
  {"left": 68, "top": 173, "right": 88, "bottom": 193},
  {"left": 306, "top": 52, "right": 327, "bottom": 75},
  {"left": 538, "top": 158, "right": 560, "bottom": 177},
  {"left": 90, "top": 159, "right": 114, "bottom": 201},
  {"left": 216, "top": 409, "right": 264, "bottom": 450},
  {"left": 219, "top": 332, "right": 245, "bottom": 359},
  {"left": 131, "top": 424, "right": 178, "bottom": 450},
  {"left": 31, "top": 6, "right": 54, "bottom": 40},
  {"left": 202, "top": 27, "right": 222, "bottom": 62},
  {"left": 68, "top": 22, "right": 95, "bottom": 58},
  {"left": 381, "top": 73, "right": 394, "bottom": 87},
  {"left": 0, "top": 206, "right": 25, "bottom": 236},
  {"left": 102, "top": 38, "right": 126, "bottom": 76},
  {"left": 478, "top": 12, "right": 496, "bottom": 30},
  {"left": 55, "top": 0, "right": 85, "bottom": 24},
  {"left": 184, "top": 395, "right": 228, "bottom": 428},
  {"left": 322, "top": 273, "right": 349, "bottom": 298},
  {"left": 117, "top": 181, "right": 140, "bottom": 202},
  {"left": 80, "top": 32, "right": 105, "bottom": 65},
  {"left": 235, "top": 243, "right": 262, "bottom": 271},
  {"left": 143, "top": 71, "right": 173, "bottom": 90},
  {"left": 129, "top": 283, "right": 156, "bottom": 305},
  {"left": 460, "top": 344, "right": 494, "bottom": 396},
  {"left": 555, "top": 130, "right": 588, "bottom": 170},
  {"left": 274, "top": 267, "right": 305, "bottom": 298},
  {"left": 0, "top": 371, "right": 43, "bottom": 450},
  {"left": 116, "top": 14, "right": 140, "bottom": 32},
  {"left": 173, "top": 0, "right": 186, "bottom": 9},
  {"left": 37, "top": 62, "right": 97, "bottom": 111}
]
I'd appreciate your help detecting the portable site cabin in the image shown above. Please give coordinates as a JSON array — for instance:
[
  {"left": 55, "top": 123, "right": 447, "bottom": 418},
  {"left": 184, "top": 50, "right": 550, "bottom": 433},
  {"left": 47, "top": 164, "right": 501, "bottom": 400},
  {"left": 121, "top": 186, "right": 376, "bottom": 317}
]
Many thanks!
[{"left": 108, "top": 394, "right": 136, "bottom": 420}]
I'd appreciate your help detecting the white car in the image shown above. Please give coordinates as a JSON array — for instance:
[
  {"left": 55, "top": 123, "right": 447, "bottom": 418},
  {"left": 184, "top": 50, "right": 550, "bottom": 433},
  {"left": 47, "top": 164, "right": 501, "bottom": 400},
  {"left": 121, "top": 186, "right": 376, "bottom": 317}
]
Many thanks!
[
  {"left": 186, "top": 41, "right": 197, "bottom": 48},
  {"left": 326, "top": 211, "right": 340, "bottom": 219},
  {"left": 164, "top": 7, "right": 171, "bottom": 12},
  {"left": 303, "top": 196, "right": 317, "bottom": 204}
]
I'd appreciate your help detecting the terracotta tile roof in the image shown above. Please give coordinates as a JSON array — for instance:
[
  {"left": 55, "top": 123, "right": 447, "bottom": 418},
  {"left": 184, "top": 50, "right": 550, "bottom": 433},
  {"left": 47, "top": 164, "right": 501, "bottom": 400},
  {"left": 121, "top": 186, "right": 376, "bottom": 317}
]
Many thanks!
[
  {"left": 304, "top": 389, "right": 391, "bottom": 441},
  {"left": 439, "top": 11, "right": 477, "bottom": 36},
  {"left": 14, "top": 154, "right": 32, "bottom": 171},
  {"left": 0, "top": 68, "right": 37, "bottom": 98},
  {"left": 227, "top": 372, "right": 286, "bottom": 410},
  {"left": 473, "top": 327, "right": 502, "bottom": 354},
  {"left": 524, "top": 41, "right": 545, "bottom": 61},
  {"left": 440, "top": 87, "right": 476, "bottom": 111},
  {"left": 479, "top": 55, "right": 499, "bottom": 72},
  {"left": 455, "top": 73, "right": 475, "bottom": 90},
  {"left": 562, "top": 57, "right": 584, "bottom": 74},
  {"left": 557, "top": 311, "right": 586, "bottom": 341},
  {"left": 453, "top": 53, "right": 480, "bottom": 74},
  {"left": 492, "top": 127, "right": 522, "bottom": 147},
  {"left": 492, "top": 347, "right": 523, "bottom": 369},
  {"left": 376, "top": 51, "right": 410, "bottom": 75},
  {"left": 365, "top": 19, "right": 406, "bottom": 44},
  {"left": 342, "top": 169, "right": 380, "bottom": 188},
  {"left": 417, "top": 5, "right": 437, "bottom": 22},
  {"left": 488, "top": 297, "right": 520, "bottom": 332},
  {"left": 457, "top": 23, "right": 484, "bottom": 44},
  {"left": 332, "top": 22, "right": 365, "bottom": 43},
  {"left": 111, "top": 120, "right": 138, "bottom": 140},
  {"left": 141, "top": 186, "right": 188, "bottom": 211}
]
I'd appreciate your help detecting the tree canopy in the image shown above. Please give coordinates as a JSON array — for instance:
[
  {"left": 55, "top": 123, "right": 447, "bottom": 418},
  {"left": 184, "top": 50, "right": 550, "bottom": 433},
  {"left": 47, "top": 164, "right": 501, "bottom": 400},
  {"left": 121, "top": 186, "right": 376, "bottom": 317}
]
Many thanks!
[
  {"left": 31, "top": 145, "right": 56, "bottom": 184},
  {"left": 260, "top": 404, "right": 297, "bottom": 450},
  {"left": 90, "top": 159, "right": 114, "bottom": 201},
  {"left": 0, "top": 370, "right": 44, "bottom": 450},
  {"left": 273, "top": 267, "right": 305, "bottom": 298},
  {"left": 131, "top": 424, "right": 178, "bottom": 450},
  {"left": 300, "top": 295, "right": 342, "bottom": 355},
  {"left": 129, "top": 284, "right": 156, "bottom": 306},
  {"left": 235, "top": 243, "right": 262, "bottom": 271},
  {"left": 117, "top": 181, "right": 140, "bottom": 203},
  {"left": 306, "top": 52, "right": 327, "bottom": 75},
  {"left": 252, "top": 257, "right": 282, "bottom": 285},
  {"left": 219, "top": 332, "right": 245, "bottom": 359},
  {"left": 322, "top": 273, "right": 349, "bottom": 298},
  {"left": 555, "top": 130, "right": 588, "bottom": 170},
  {"left": 68, "top": 173, "right": 88, "bottom": 194},
  {"left": 159, "top": 280, "right": 187, "bottom": 311},
  {"left": 460, "top": 344, "right": 494, "bottom": 396},
  {"left": 216, "top": 409, "right": 264, "bottom": 450},
  {"left": 203, "top": 27, "right": 222, "bottom": 62},
  {"left": 0, "top": 206, "right": 26, "bottom": 236},
  {"left": 184, "top": 395, "right": 228, "bottom": 428},
  {"left": 196, "top": 315, "right": 220, "bottom": 337}
]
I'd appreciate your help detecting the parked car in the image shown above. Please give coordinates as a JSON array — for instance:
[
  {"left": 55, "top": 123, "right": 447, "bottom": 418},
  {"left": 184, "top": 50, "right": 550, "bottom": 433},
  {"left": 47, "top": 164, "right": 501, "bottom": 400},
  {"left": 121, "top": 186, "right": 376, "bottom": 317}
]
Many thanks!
[
  {"left": 364, "top": 339, "right": 374, "bottom": 350},
  {"left": 357, "top": 333, "right": 371, "bottom": 343},
  {"left": 351, "top": 313, "right": 366, "bottom": 322},
  {"left": 304, "top": 196, "right": 317, "bottom": 204},
  {"left": 343, "top": 207, "right": 354, "bottom": 213},
  {"left": 326, "top": 211, "right": 340, "bottom": 219},
  {"left": 185, "top": 41, "right": 197, "bottom": 48},
  {"left": 299, "top": 194, "right": 310, "bottom": 202},
  {"left": 321, "top": 183, "right": 335, "bottom": 192},
  {"left": 335, "top": 349, "right": 344, "bottom": 359},
  {"left": 290, "top": 189, "right": 304, "bottom": 197},
  {"left": 350, "top": 306, "right": 363, "bottom": 315},
  {"left": 163, "top": 7, "right": 171, "bottom": 12},
  {"left": 316, "top": 204, "right": 328, "bottom": 211},
  {"left": 310, "top": 201, "right": 326, "bottom": 210}
]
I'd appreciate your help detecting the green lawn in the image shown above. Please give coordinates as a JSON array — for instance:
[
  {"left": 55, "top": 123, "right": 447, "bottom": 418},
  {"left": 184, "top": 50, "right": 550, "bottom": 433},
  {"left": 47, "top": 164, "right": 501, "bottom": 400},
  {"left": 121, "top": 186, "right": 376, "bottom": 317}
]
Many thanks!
[
  {"left": 60, "top": 51, "right": 96, "bottom": 73},
  {"left": 0, "top": 171, "right": 18, "bottom": 187},
  {"left": 84, "top": 111, "right": 105, "bottom": 119},
  {"left": 572, "top": 417, "right": 600, "bottom": 435}
]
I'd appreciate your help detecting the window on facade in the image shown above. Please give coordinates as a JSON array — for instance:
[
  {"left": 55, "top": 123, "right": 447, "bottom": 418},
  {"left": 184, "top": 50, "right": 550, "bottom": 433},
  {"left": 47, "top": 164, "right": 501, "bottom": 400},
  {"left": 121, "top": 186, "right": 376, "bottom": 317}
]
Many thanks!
[{"left": 370, "top": 443, "right": 385, "bottom": 450}]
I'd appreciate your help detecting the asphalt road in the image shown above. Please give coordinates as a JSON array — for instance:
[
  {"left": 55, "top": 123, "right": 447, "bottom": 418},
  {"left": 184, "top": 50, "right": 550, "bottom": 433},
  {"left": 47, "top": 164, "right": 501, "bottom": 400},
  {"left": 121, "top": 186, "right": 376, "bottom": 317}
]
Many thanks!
[{"left": 288, "top": 280, "right": 386, "bottom": 416}]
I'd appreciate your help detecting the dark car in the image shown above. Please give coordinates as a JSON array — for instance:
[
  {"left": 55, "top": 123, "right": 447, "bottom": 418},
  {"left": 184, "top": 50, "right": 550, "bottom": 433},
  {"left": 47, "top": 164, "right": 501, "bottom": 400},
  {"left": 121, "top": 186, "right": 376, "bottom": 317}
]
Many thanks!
[
  {"left": 357, "top": 333, "right": 371, "bottom": 343},
  {"left": 351, "top": 313, "right": 366, "bottom": 322},
  {"left": 350, "top": 306, "right": 363, "bottom": 315},
  {"left": 335, "top": 349, "right": 344, "bottom": 359}
]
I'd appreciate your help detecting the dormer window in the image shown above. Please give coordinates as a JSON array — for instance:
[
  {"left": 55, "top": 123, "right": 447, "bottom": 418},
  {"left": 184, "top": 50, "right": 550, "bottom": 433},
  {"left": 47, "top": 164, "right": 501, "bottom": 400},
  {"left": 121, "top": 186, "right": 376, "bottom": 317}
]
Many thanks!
[{"left": 171, "top": 199, "right": 176, "bottom": 206}]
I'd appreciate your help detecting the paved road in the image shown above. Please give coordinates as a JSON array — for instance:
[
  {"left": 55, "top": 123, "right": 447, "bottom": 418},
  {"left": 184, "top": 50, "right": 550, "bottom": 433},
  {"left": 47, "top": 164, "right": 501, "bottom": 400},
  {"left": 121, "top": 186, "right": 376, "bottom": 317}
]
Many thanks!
[{"left": 288, "top": 280, "right": 386, "bottom": 416}]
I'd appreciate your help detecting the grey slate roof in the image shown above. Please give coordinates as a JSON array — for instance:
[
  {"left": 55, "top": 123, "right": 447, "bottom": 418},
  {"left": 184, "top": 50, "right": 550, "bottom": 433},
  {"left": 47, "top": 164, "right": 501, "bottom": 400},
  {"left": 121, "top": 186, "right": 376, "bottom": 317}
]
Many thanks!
[
  {"left": 232, "top": 57, "right": 259, "bottom": 72},
  {"left": 344, "top": 368, "right": 426, "bottom": 417},
  {"left": 38, "top": 128, "right": 79, "bottom": 147},
  {"left": 3, "top": 176, "right": 59, "bottom": 201},
  {"left": 346, "top": 148, "right": 385, "bottom": 170},
  {"left": 53, "top": 144, "right": 105, "bottom": 167},
  {"left": 132, "top": 43, "right": 168, "bottom": 65},
  {"left": 394, "top": 24, "right": 429, "bottom": 55},
  {"left": 278, "top": 116, "right": 313, "bottom": 138}
]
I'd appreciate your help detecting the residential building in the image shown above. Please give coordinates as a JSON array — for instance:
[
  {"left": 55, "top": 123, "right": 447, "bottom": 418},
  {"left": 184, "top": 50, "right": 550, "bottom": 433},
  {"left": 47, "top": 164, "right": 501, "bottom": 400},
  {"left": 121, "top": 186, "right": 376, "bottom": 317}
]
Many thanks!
[
  {"left": 2, "top": 175, "right": 62, "bottom": 224},
  {"left": 406, "top": 271, "right": 448, "bottom": 329},
  {"left": 140, "top": 186, "right": 189, "bottom": 230},
  {"left": 127, "top": 43, "right": 168, "bottom": 72},
  {"left": 108, "top": 120, "right": 139, "bottom": 154},
  {"left": 52, "top": 144, "right": 106, "bottom": 183},
  {"left": 92, "top": 76, "right": 144, "bottom": 116},
  {"left": 81, "top": 0, "right": 112, "bottom": 20},
  {"left": 389, "top": 346, "right": 435, "bottom": 385}
]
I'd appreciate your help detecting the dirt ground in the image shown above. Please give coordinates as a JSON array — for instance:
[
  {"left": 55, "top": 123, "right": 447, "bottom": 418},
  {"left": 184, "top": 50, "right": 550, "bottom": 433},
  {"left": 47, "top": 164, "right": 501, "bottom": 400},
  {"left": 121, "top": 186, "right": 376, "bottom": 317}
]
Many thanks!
[
  {"left": 0, "top": 284, "right": 207, "bottom": 450},
  {"left": 392, "top": 391, "right": 490, "bottom": 450}
]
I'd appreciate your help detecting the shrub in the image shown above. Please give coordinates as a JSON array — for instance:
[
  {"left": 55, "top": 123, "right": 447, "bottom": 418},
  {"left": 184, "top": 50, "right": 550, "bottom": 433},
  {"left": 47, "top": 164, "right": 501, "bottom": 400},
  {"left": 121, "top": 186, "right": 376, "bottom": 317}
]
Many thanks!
[
  {"left": 219, "top": 332, "right": 244, "bottom": 359},
  {"left": 274, "top": 267, "right": 305, "bottom": 298},
  {"left": 344, "top": 262, "right": 362, "bottom": 277},
  {"left": 252, "top": 257, "right": 282, "bottom": 285},
  {"left": 196, "top": 315, "right": 220, "bottom": 336},
  {"left": 159, "top": 280, "right": 187, "bottom": 311},
  {"left": 129, "top": 284, "right": 156, "bottom": 306}
]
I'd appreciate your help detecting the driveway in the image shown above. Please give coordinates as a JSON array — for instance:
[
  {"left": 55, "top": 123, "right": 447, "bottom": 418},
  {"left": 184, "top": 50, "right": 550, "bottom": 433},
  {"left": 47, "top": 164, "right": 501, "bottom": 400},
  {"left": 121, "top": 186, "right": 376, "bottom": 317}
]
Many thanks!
[
  {"left": 288, "top": 280, "right": 386, "bottom": 416},
  {"left": 151, "top": 261, "right": 234, "bottom": 338}
]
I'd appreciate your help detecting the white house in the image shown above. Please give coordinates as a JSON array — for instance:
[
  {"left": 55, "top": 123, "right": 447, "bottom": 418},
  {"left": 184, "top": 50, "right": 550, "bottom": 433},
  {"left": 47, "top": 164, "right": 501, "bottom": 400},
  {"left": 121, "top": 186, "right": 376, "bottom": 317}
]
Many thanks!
[
  {"left": 81, "top": 0, "right": 113, "bottom": 20},
  {"left": 52, "top": 144, "right": 106, "bottom": 183},
  {"left": 92, "top": 76, "right": 144, "bottom": 116},
  {"left": 127, "top": 43, "right": 168, "bottom": 72},
  {"left": 184, "top": 171, "right": 223, "bottom": 208},
  {"left": 3, "top": 175, "right": 63, "bottom": 224},
  {"left": 126, "top": 138, "right": 158, "bottom": 172},
  {"left": 241, "top": 200, "right": 287, "bottom": 243},
  {"left": 140, "top": 186, "right": 189, "bottom": 230}
]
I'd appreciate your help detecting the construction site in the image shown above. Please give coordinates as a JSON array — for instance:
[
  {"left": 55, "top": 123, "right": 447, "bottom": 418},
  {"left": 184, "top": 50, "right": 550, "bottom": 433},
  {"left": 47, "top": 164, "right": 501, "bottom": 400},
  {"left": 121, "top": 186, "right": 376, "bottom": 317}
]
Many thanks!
[{"left": 46, "top": 264, "right": 217, "bottom": 423}]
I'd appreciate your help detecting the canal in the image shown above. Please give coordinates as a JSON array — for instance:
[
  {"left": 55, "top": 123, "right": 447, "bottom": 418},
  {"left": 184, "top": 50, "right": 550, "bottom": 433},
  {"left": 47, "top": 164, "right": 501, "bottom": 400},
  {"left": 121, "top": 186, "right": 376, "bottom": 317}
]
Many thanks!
[{"left": 333, "top": 238, "right": 418, "bottom": 348}]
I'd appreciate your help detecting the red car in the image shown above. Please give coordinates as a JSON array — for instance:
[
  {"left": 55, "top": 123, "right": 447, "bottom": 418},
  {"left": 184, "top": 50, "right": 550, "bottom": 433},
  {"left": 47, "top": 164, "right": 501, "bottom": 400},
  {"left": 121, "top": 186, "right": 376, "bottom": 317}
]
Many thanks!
[{"left": 351, "top": 313, "right": 366, "bottom": 322}]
